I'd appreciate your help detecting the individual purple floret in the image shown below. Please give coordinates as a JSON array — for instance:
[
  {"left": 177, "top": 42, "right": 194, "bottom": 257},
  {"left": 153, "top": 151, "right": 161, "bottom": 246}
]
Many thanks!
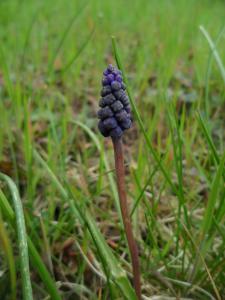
[
  {"left": 111, "top": 100, "right": 123, "bottom": 112},
  {"left": 115, "top": 110, "right": 129, "bottom": 122},
  {"left": 107, "top": 74, "right": 115, "bottom": 84},
  {"left": 111, "top": 81, "right": 121, "bottom": 91},
  {"left": 97, "top": 64, "right": 132, "bottom": 138},
  {"left": 99, "top": 94, "right": 116, "bottom": 107},
  {"left": 97, "top": 107, "right": 113, "bottom": 119},
  {"left": 98, "top": 121, "right": 109, "bottom": 137},
  {"left": 101, "top": 85, "right": 112, "bottom": 97}
]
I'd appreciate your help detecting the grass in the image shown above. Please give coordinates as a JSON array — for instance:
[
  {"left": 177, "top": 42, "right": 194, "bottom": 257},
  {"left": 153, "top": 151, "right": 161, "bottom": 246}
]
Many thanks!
[{"left": 0, "top": 0, "right": 224, "bottom": 299}]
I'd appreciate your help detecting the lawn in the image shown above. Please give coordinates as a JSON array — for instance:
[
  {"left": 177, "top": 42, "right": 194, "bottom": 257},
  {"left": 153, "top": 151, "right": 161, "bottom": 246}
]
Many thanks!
[{"left": 0, "top": 0, "right": 225, "bottom": 299}]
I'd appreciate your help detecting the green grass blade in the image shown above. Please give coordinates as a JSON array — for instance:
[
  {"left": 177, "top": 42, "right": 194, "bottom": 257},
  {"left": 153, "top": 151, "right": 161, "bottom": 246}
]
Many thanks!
[
  {"left": 19, "top": 7, "right": 40, "bottom": 73},
  {"left": 196, "top": 111, "right": 225, "bottom": 181},
  {"left": 62, "top": 28, "right": 95, "bottom": 73},
  {"left": 200, "top": 151, "right": 225, "bottom": 239},
  {"left": 48, "top": 1, "right": 88, "bottom": 73},
  {"left": 196, "top": 111, "right": 220, "bottom": 164},
  {"left": 203, "top": 25, "right": 225, "bottom": 118},
  {"left": 0, "top": 183, "right": 62, "bottom": 300},
  {"left": 190, "top": 152, "right": 225, "bottom": 284},
  {"left": 200, "top": 25, "right": 225, "bottom": 84},
  {"left": 182, "top": 222, "right": 221, "bottom": 300},
  {"left": 27, "top": 238, "right": 62, "bottom": 300},
  {"left": 167, "top": 105, "right": 190, "bottom": 257},
  {"left": 0, "top": 189, "right": 15, "bottom": 222},
  {"left": 0, "top": 213, "right": 17, "bottom": 300},
  {"left": 0, "top": 173, "right": 33, "bottom": 300},
  {"left": 130, "top": 164, "right": 158, "bottom": 217},
  {"left": 111, "top": 36, "right": 178, "bottom": 196}
]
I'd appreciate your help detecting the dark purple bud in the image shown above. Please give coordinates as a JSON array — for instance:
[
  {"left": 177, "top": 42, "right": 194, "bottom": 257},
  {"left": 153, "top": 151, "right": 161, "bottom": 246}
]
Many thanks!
[
  {"left": 107, "top": 64, "right": 114, "bottom": 72},
  {"left": 100, "top": 94, "right": 116, "bottom": 107},
  {"left": 124, "top": 105, "right": 131, "bottom": 113},
  {"left": 107, "top": 74, "right": 115, "bottom": 83},
  {"left": 99, "top": 98, "right": 105, "bottom": 107},
  {"left": 120, "top": 118, "right": 132, "bottom": 129},
  {"left": 121, "top": 82, "right": 126, "bottom": 90},
  {"left": 98, "top": 121, "right": 109, "bottom": 137},
  {"left": 103, "top": 69, "right": 109, "bottom": 76},
  {"left": 113, "top": 89, "right": 124, "bottom": 100},
  {"left": 115, "top": 110, "right": 128, "bottom": 122},
  {"left": 101, "top": 85, "right": 112, "bottom": 97},
  {"left": 112, "top": 70, "right": 119, "bottom": 76},
  {"left": 103, "top": 117, "right": 118, "bottom": 130},
  {"left": 116, "top": 75, "right": 122, "bottom": 82},
  {"left": 111, "top": 81, "right": 121, "bottom": 91},
  {"left": 110, "top": 126, "right": 123, "bottom": 137},
  {"left": 111, "top": 100, "right": 123, "bottom": 112},
  {"left": 102, "top": 76, "right": 108, "bottom": 86},
  {"left": 120, "top": 94, "right": 129, "bottom": 106},
  {"left": 97, "top": 107, "right": 113, "bottom": 119}
]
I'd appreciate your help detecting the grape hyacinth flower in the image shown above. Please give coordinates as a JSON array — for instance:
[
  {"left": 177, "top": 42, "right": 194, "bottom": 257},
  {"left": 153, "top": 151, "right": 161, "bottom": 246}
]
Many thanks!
[
  {"left": 97, "top": 65, "right": 141, "bottom": 299},
  {"left": 97, "top": 64, "right": 132, "bottom": 138}
]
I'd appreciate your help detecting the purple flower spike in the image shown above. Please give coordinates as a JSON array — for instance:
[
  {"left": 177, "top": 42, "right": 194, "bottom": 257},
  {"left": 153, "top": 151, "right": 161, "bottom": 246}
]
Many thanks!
[
  {"left": 98, "top": 64, "right": 141, "bottom": 299},
  {"left": 98, "top": 64, "right": 132, "bottom": 138}
]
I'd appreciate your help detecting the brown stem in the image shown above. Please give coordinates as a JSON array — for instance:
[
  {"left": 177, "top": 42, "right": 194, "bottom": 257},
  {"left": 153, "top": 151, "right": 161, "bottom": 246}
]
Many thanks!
[{"left": 112, "top": 137, "right": 141, "bottom": 300}]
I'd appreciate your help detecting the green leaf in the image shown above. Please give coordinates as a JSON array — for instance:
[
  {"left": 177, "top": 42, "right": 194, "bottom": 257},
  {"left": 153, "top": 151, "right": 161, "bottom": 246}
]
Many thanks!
[{"left": 0, "top": 173, "right": 33, "bottom": 300}]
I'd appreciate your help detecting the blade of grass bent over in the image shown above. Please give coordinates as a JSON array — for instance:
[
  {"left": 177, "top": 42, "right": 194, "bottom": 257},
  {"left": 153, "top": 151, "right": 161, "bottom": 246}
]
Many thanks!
[{"left": 0, "top": 173, "right": 33, "bottom": 300}]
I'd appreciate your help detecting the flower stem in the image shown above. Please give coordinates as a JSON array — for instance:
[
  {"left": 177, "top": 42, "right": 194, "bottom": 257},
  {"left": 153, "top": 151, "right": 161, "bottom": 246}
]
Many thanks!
[{"left": 112, "top": 137, "right": 141, "bottom": 300}]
